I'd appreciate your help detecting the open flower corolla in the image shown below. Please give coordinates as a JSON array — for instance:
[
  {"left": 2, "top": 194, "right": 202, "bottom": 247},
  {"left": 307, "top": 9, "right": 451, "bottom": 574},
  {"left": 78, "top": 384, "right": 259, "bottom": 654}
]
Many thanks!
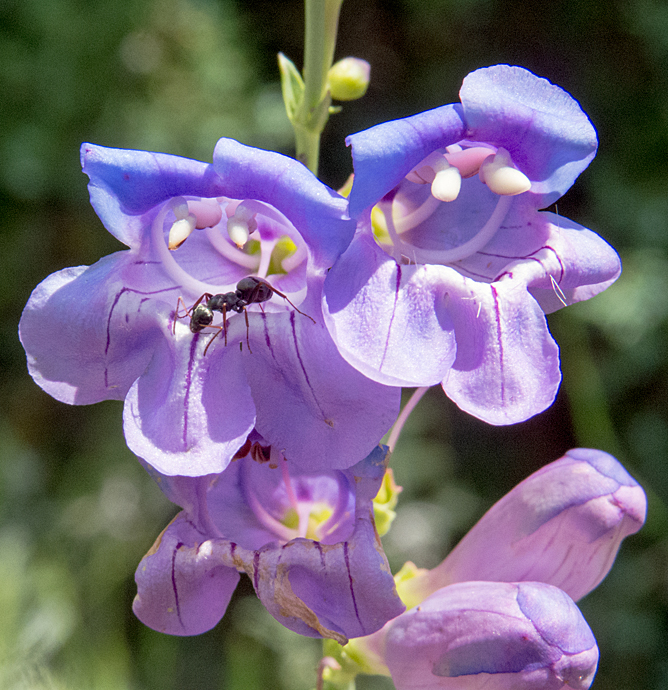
[
  {"left": 133, "top": 439, "right": 404, "bottom": 643},
  {"left": 323, "top": 65, "right": 621, "bottom": 424},
  {"left": 19, "top": 140, "right": 400, "bottom": 476}
]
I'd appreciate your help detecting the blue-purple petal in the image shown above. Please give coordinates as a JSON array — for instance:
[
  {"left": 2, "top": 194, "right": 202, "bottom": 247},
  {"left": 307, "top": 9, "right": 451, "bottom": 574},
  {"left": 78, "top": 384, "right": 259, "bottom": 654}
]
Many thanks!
[
  {"left": 123, "top": 335, "right": 256, "bottom": 476},
  {"left": 82, "top": 143, "right": 227, "bottom": 248},
  {"left": 346, "top": 104, "right": 466, "bottom": 218},
  {"left": 441, "top": 276, "right": 562, "bottom": 424},
  {"left": 459, "top": 65, "right": 598, "bottom": 209},
  {"left": 239, "top": 309, "right": 401, "bottom": 471},
  {"left": 133, "top": 514, "right": 240, "bottom": 636},
  {"left": 323, "top": 232, "right": 457, "bottom": 386},
  {"left": 19, "top": 253, "right": 164, "bottom": 405},
  {"left": 213, "top": 138, "right": 355, "bottom": 268}
]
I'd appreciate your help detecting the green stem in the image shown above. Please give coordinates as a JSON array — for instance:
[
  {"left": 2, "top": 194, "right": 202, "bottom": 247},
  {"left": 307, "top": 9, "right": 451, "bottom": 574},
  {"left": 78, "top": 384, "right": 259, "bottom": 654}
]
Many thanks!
[{"left": 295, "top": 0, "right": 343, "bottom": 175}]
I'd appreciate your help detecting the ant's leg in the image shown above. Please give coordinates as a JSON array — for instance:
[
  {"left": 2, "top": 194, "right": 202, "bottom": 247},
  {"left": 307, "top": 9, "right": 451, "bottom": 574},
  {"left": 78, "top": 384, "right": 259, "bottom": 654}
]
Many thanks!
[
  {"left": 223, "top": 304, "right": 228, "bottom": 346},
  {"left": 203, "top": 326, "right": 224, "bottom": 356},
  {"left": 173, "top": 296, "right": 190, "bottom": 334},
  {"left": 270, "top": 287, "right": 316, "bottom": 324},
  {"left": 244, "top": 308, "right": 252, "bottom": 354}
]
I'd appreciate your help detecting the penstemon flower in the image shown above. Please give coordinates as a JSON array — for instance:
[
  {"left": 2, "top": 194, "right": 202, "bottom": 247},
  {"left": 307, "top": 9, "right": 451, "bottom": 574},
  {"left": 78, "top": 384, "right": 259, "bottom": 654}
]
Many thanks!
[
  {"left": 323, "top": 65, "right": 621, "bottom": 424},
  {"left": 133, "top": 440, "right": 404, "bottom": 642},
  {"left": 384, "top": 581, "right": 599, "bottom": 690},
  {"left": 19, "top": 140, "right": 400, "bottom": 476},
  {"left": 338, "top": 449, "right": 645, "bottom": 689}
]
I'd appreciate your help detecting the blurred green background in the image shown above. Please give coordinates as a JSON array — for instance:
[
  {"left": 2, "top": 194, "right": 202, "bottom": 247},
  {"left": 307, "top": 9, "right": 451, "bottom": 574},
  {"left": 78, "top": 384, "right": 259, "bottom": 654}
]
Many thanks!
[{"left": 1, "top": 0, "right": 667, "bottom": 688}]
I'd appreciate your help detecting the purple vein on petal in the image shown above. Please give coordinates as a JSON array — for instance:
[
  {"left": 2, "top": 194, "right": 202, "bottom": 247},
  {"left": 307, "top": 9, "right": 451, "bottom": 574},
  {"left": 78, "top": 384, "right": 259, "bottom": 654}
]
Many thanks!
[
  {"left": 182, "top": 334, "right": 200, "bottom": 449},
  {"left": 260, "top": 312, "right": 279, "bottom": 363},
  {"left": 379, "top": 262, "right": 402, "bottom": 372},
  {"left": 343, "top": 542, "right": 363, "bottom": 631},
  {"left": 253, "top": 550, "right": 261, "bottom": 591},
  {"left": 171, "top": 542, "right": 185, "bottom": 630},
  {"left": 314, "top": 541, "right": 326, "bottom": 569},
  {"left": 105, "top": 285, "right": 176, "bottom": 386},
  {"left": 490, "top": 284, "right": 505, "bottom": 404},
  {"left": 289, "top": 312, "right": 328, "bottom": 421}
]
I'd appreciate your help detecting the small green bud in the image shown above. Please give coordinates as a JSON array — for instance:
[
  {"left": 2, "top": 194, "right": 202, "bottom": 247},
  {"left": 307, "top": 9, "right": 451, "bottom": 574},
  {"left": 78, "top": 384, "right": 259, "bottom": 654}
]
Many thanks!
[{"left": 328, "top": 57, "right": 370, "bottom": 101}]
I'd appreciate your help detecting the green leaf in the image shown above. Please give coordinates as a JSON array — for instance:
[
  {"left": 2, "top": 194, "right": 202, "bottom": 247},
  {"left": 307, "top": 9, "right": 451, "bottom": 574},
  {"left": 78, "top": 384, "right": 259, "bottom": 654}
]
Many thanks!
[{"left": 277, "top": 52, "right": 305, "bottom": 123}]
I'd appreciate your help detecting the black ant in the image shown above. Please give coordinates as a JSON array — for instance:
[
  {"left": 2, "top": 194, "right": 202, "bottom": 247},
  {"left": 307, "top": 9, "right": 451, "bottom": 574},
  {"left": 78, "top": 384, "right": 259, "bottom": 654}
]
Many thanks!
[{"left": 174, "top": 277, "right": 315, "bottom": 354}]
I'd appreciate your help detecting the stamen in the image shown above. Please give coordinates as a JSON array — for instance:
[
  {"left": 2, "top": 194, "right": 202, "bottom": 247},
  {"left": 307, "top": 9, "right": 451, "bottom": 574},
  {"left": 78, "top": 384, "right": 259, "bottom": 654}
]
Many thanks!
[
  {"left": 152, "top": 200, "right": 229, "bottom": 296},
  {"left": 168, "top": 215, "right": 196, "bottom": 250},
  {"left": 246, "top": 483, "right": 297, "bottom": 543},
  {"left": 378, "top": 199, "right": 409, "bottom": 263},
  {"left": 430, "top": 161, "right": 461, "bottom": 203},
  {"left": 281, "top": 453, "right": 299, "bottom": 513},
  {"left": 204, "top": 225, "right": 260, "bottom": 270},
  {"left": 444, "top": 146, "right": 496, "bottom": 178},
  {"left": 388, "top": 194, "right": 442, "bottom": 235},
  {"left": 381, "top": 193, "right": 512, "bottom": 265},
  {"left": 257, "top": 237, "right": 278, "bottom": 280},
  {"left": 172, "top": 198, "right": 191, "bottom": 220},
  {"left": 479, "top": 147, "right": 531, "bottom": 196},
  {"left": 242, "top": 455, "right": 297, "bottom": 543},
  {"left": 187, "top": 198, "right": 223, "bottom": 229},
  {"left": 168, "top": 196, "right": 197, "bottom": 250},
  {"left": 227, "top": 204, "right": 256, "bottom": 248}
]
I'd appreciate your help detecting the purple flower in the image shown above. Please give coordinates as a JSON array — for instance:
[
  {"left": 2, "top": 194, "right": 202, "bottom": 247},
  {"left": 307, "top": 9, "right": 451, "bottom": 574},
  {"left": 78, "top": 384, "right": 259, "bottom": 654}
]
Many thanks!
[
  {"left": 133, "top": 440, "right": 405, "bottom": 643},
  {"left": 348, "top": 449, "right": 645, "bottom": 687},
  {"left": 416, "top": 447, "right": 647, "bottom": 602},
  {"left": 384, "top": 581, "right": 598, "bottom": 690},
  {"left": 19, "top": 140, "right": 400, "bottom": 476},
  {"left": 323, "top": 65, "right": 621, "bottom": 424}
]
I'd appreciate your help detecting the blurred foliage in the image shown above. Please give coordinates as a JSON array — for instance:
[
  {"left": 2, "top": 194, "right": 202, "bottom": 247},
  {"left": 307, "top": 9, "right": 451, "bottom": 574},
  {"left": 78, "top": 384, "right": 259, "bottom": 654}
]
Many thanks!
[{"left": 1, "top": 0, "right": 668, "bottom": 688}]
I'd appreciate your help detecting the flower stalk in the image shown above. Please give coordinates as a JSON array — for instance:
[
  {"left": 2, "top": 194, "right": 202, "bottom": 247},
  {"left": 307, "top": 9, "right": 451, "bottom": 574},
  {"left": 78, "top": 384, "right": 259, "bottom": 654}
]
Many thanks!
[{"left": 280, "top": 0, "right": 343, "bottom": 175}]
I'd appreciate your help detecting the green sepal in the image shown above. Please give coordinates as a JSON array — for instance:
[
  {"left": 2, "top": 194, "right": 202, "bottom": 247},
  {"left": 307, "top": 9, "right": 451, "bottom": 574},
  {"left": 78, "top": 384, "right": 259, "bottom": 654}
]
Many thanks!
[
  {"left": 373, "top": 468, "right": 402, "bottom": 537},
  {"left": 278, "top": 52, "right": 305, "bottom": 123}
]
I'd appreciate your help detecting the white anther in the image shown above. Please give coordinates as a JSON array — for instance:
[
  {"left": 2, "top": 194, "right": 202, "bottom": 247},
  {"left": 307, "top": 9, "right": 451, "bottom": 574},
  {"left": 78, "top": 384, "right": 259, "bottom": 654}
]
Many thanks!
[
  {"left": 478, "top": 147, "right": 531, "bottom": 196},
  {"left": 226, "top": 202, "right": 257, "bottom": 248},
  {"left": 431, "top": 161, "right": 462, "bottom": 202},
  {"left": 168, "top": 214, "right": 197, "bottom": 250},
  {"left": 227, "top": 217, "right": 250, "bottom": 248}
]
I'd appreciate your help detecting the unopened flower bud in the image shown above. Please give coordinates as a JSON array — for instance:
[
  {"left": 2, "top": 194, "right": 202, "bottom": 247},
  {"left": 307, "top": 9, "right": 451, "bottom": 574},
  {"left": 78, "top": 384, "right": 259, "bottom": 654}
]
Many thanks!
[
  {"left": 385, "top": 581, "right": 598, "bottom": 690},
  {"left": 328, "top": 57, "right": 370, "bottom": 101},
  {"left": 421, "top": 448, "right": 646, "bottom": 603}
]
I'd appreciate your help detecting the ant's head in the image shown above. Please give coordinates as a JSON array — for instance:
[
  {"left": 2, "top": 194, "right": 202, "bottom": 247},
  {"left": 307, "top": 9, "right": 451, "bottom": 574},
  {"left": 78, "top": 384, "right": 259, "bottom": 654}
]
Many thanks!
[{"left": 189, "top": 304, "right": 214, "bottom": 333}]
